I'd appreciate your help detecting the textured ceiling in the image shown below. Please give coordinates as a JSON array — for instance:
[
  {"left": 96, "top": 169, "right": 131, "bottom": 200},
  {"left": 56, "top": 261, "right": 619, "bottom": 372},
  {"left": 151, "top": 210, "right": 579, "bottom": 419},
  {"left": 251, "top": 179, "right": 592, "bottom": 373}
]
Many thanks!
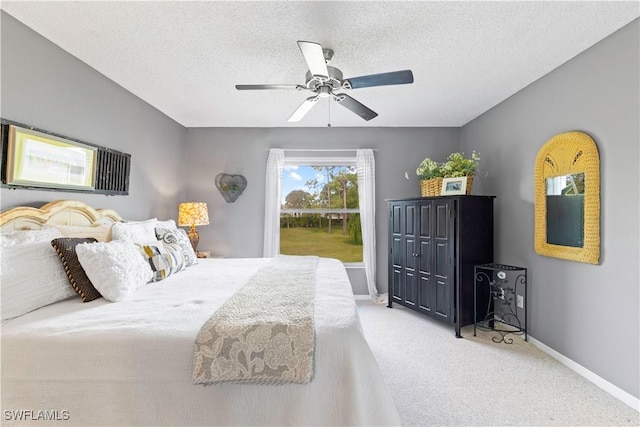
[{"left": 2, "top": 1, "right": 638, "bottom": 128}]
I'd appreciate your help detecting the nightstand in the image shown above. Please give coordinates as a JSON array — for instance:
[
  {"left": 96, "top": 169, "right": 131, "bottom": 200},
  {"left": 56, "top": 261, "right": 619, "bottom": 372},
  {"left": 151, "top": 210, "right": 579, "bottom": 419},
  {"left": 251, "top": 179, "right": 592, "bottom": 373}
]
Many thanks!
[{"left": 196, "top": 251, "right": 211, "bottom": 259}]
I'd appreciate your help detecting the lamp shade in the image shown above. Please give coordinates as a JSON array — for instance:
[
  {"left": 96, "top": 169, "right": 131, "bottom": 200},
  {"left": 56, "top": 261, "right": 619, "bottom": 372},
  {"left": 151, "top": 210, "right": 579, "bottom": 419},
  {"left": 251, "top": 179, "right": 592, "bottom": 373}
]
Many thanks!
[{"left": 178, "top": 202, "right": 209, "bottom": 227}]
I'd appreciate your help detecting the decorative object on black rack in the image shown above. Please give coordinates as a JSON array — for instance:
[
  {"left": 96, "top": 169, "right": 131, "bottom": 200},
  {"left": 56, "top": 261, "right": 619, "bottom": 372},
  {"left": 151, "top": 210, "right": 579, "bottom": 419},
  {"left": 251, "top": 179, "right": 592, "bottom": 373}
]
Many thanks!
[
  {"left": 474, "top": 263, "right": 528, "bottom": 344},
  {"left": 215, "top": 173, "right": 247, "bottom": 203}
]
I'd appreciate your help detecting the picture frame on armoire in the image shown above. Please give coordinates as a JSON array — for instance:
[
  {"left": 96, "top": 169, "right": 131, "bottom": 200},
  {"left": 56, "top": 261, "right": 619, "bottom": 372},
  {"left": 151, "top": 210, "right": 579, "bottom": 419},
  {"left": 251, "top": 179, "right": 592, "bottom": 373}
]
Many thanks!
[{"left": 441, "top": 177, "right": 467, "bottom": 195}]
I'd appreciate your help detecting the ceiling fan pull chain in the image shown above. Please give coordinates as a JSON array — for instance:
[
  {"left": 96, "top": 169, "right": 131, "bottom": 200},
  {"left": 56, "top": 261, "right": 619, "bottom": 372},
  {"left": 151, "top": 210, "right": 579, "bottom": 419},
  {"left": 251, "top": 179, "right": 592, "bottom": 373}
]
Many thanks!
[{"left": 328, "top": 99, "right": 331, "bottom": 127}]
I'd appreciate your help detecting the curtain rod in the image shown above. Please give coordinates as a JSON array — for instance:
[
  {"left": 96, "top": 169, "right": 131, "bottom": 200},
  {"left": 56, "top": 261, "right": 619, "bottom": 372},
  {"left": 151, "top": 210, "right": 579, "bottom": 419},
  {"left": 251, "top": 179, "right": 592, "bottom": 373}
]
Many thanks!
[{"left": 267, "top": 148, "right": 377, "bottom": 152}]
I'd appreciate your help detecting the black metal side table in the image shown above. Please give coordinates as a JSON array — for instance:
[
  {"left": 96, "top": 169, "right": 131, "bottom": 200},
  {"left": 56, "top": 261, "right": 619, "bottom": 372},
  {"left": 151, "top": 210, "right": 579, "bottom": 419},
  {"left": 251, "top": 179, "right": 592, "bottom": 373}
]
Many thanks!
[{"left": 474, "top": 263, "right": 528, "bottom": 343}]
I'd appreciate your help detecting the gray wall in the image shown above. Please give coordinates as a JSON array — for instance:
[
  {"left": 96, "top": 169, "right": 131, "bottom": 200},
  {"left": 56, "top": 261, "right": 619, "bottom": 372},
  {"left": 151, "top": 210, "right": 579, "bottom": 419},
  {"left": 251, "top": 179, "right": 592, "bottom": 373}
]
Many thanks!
[
  {"left": 185, "top": 127, "right": 459, "bottom": 294},
  {"left": 460, "top": 19, "right": 639, "bottom": 399},
  {"left": 0, "top": 12, "right": 187, "bottom": 220},
  {"left": 4, "top": 6, "right": 637, "bottom": 403}
]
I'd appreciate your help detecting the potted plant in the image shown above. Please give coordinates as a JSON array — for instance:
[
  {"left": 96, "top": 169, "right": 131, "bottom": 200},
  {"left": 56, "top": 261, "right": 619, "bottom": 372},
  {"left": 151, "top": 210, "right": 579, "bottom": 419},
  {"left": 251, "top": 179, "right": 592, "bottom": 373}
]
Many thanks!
[
  {"left": 416, "top": 157, "right": 444, "bottom": 197},
  {"left": 416, "top": 151, "right": 479, "bottom": 196},
  {"left": 441, "top": 151, "right": 480, "bottom": 178},
  {"left": 416, "top": 158, "right": 444, "bottom": 180}
]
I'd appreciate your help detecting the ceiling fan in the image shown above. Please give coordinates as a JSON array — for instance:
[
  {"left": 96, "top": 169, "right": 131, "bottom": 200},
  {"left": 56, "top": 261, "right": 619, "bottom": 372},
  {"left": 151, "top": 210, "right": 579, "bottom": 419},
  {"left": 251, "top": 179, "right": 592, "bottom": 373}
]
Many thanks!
[{"left": 235, "top": 41, "right": 414, "bottom": 122}]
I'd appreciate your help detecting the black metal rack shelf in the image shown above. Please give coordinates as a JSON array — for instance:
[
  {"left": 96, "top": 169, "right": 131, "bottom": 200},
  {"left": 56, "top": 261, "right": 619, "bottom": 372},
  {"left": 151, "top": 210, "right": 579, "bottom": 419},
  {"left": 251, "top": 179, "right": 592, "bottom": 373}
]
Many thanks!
[{"left": 474, "top": 263, "right": 528, "bottom": 344}]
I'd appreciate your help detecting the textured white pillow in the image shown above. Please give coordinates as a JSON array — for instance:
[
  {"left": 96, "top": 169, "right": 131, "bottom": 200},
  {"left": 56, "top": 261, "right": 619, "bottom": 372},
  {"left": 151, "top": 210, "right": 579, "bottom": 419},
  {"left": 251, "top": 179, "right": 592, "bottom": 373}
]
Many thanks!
[
  {"left": 52, "top": 224, "right": 113, "bottom": 242},
  {"left": 111, "top": 218, "right": 158, "bottom": 244},
  {"left": 1, "top": 228, "right": 77, "bottom": 321},
  {"left": 1, "top": 227, "right": 62, "bottom": 248},
  {"left": 156, "top": 219, "right": 177, "bottom": 229},
  {"left": 76, "top": 241, "right": 153, "bottom": 302}
]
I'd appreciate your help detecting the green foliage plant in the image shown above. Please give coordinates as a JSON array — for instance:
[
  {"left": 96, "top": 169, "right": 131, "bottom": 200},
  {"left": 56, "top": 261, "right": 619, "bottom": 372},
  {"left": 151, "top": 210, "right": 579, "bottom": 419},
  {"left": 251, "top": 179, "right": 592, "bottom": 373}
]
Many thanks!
[
  {"left": 442, "top": 151, "right": 480, "bottom": 177},
  {"left": 417, "top": 151, "right": 480, "bottom": 180},
  {"left": 347, "top": 214, "right": 362, "bottom": 244},
  {"left": 416, "top": 158, "right": 444, "bottom": 180}
]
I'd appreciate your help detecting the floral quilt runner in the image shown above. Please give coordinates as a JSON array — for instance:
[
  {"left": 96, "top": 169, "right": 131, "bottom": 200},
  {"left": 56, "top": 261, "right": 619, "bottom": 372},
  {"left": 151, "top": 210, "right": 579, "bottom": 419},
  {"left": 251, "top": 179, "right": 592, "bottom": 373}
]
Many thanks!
[{"left": 192, "top": 255, "right": 318, "bottom": 385}]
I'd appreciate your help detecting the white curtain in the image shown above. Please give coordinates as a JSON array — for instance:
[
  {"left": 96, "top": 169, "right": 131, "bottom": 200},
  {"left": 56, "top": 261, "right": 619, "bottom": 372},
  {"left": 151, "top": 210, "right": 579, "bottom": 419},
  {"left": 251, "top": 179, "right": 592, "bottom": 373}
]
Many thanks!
[
  {"left": 356, "top": 149, "right": 384, "bottom": 303},
  {"left": 263, "top": 149, "right": 284, "bottom": 257}
]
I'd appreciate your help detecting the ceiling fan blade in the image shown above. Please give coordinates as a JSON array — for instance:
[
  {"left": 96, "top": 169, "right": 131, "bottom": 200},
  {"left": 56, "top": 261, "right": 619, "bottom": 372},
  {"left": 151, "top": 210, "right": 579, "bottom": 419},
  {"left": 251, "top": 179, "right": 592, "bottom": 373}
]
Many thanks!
[
  {"left": 334, "top": 94, "right": 378, "bottom": 121},
  {"left": 235, "top": 84, "right": 302, "bottom": 90},
  {"left": 297, "top": 41, "right": 329, "bottom": 78},
  {"left": 287, "top": 96, "right": 320, "bottom": 122},
  {"left": 344, "top": 70, "right": 414, "bottom": 89}
]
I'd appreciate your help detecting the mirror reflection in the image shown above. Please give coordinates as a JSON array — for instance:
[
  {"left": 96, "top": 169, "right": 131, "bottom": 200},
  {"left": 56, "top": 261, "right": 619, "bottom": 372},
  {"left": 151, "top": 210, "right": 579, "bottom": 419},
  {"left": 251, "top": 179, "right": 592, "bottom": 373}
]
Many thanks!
[{"left": 545, "top": 173, "right": 585, "bottom": 247}]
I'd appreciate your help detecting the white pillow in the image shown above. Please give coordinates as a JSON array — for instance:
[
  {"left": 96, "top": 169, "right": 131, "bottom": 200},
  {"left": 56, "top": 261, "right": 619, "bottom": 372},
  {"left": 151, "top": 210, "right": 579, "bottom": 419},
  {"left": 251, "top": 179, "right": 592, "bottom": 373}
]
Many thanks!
[
  {"left": 1, "top": 227, "right": 62, "bottom": 248},
  {"left": 111, "top": 218, "right": 158, "bottom": 244},
  {"left": 52, "top": 224, "right": 113, "bottom": 242},
  {"left": 76, "top": 241, "right": 153, "bottom": 302},
  {"left": 156, "top": 219, "right": 177, "bottom": 229},
  {"left": 1, "top": 228, "right": 77, "bottom": 321}
]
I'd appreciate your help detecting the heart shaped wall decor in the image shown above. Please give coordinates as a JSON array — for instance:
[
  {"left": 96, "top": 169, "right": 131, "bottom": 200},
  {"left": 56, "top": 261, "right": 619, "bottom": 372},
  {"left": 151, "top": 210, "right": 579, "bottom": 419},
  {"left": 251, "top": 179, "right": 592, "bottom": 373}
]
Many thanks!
[{"left": 215, "top": 173, "right": 247, "bottom": 203}]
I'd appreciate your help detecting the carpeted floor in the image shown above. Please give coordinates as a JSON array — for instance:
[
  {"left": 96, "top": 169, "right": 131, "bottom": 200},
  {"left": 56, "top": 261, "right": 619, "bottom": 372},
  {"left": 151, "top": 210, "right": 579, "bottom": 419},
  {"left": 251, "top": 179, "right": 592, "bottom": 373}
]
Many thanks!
[{"left": 356, "top": 300, "right": 640, "bottom": 426}]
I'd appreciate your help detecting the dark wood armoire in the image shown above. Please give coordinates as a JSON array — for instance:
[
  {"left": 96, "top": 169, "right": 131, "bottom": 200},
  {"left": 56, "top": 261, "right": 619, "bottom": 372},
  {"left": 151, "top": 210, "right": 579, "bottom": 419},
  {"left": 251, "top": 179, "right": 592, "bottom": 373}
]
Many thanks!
[{"left": 387, "top": 196, "right": 494, "bottom": 337}]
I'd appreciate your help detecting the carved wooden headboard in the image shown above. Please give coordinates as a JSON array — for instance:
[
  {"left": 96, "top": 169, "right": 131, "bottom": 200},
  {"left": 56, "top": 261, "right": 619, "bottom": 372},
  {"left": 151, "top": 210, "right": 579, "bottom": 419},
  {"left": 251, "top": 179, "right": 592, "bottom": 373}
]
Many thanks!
[{"left": 0, "top": 200, "right": 123, "bottom": 231}]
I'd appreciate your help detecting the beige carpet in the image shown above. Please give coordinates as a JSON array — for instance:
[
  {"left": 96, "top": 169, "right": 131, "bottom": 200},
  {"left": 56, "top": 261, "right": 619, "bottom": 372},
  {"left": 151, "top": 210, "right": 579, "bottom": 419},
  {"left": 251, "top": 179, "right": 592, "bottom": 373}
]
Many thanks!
[{"left": 356, "top": 300, "right": 639, "bottom": 426}]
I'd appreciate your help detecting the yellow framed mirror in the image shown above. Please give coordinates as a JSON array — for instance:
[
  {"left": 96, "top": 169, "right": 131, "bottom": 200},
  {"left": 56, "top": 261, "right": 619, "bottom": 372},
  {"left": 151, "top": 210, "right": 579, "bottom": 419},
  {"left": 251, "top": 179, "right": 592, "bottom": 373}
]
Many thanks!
[{"left": 534, "top": 131, "right": 600, "bottom": 264}]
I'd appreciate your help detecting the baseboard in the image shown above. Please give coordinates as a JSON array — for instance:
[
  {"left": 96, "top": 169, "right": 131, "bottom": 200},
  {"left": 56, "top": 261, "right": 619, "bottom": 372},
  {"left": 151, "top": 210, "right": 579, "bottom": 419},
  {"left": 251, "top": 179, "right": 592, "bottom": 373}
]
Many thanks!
[
  {"left": 353, "top": 294, "right": 371, "bottom": 300},
  {"left": 529, "top": 335, "right": 640, "bottom": 412}
]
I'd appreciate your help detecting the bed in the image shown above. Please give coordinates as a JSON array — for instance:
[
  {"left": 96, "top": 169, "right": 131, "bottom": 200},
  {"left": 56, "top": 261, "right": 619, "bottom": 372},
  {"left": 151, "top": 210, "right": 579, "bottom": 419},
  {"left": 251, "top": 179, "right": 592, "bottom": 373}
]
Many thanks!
[{"left": 0, "top": 200, "right": 401, "bottom": 426}]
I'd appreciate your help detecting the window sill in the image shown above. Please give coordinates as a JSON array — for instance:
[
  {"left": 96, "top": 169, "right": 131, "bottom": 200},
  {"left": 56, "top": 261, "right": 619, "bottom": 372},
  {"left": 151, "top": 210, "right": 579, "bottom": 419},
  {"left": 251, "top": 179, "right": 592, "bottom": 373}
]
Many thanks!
[{"left": 343, "top": 262, "right": 365, "bottom": 269}]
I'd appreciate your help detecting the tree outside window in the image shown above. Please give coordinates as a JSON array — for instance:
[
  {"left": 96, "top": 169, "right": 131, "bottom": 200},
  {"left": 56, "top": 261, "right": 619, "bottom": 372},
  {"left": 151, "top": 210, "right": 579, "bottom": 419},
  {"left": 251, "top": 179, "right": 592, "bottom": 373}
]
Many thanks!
[{"left": 280, "top": 164, "right": 362, "bottom": 262}]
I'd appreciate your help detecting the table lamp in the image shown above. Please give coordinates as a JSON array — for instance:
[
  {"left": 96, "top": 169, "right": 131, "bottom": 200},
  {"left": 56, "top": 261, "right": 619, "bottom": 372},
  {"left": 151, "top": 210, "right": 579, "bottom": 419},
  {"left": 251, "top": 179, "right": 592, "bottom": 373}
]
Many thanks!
[{"left": 178, "top": 202, "right": 209, "bottom": 252}]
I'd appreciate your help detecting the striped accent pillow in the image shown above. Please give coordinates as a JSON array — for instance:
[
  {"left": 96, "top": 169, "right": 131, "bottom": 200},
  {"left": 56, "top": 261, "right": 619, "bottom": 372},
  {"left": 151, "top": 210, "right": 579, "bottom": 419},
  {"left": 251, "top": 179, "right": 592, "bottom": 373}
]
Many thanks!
[
  {"left": 138, "top": 243, "right": 186, "bottom": 282},
  {"left": 155, "top": 228, "right": 198, "bottom": 266}
]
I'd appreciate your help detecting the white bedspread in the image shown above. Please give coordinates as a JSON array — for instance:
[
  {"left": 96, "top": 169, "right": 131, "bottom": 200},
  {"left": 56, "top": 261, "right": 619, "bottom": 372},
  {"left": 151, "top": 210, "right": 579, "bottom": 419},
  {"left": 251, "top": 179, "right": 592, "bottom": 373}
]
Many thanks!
[{"left": 1, "top": 258, "right": 401, "bottom": 426}]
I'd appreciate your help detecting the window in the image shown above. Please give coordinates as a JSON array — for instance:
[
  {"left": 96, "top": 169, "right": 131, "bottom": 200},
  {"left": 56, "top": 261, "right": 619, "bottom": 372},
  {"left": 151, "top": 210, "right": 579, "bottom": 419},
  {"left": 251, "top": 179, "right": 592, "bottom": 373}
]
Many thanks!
[
  {"left": 280, "top": 161, "right": 362, "bottom": 263},
  {"left": 5, "top": 124, "right": 96, "bottom": 190},
  {"left": 1, "top": 121, "right": 131, "bottom": 195},
  {"left": 264, "top": 148, "right": 379, "bottom": 300}
]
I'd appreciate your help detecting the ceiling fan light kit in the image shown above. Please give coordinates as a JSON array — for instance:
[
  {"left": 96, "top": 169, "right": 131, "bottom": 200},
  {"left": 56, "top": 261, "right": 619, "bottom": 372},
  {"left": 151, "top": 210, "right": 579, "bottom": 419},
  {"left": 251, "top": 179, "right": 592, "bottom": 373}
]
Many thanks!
[{"left": 235, "top": 40, "right": 414, "bottom": 123}]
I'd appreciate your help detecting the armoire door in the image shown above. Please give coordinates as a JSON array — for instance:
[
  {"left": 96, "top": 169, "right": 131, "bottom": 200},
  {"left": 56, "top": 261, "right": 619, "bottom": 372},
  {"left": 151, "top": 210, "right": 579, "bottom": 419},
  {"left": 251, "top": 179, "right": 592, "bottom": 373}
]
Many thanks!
[
  {"left": 432, "top": 199, "right": 454, "bottom": 320},
  {"left": 390, "top": 203, "right": 403, "bottom": 303},
  {"left": 417, "top": 201, "right": 433, "bottom": 315},
  {"left": 402, "top": 203, "right": 417, "bottom": 306}
]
